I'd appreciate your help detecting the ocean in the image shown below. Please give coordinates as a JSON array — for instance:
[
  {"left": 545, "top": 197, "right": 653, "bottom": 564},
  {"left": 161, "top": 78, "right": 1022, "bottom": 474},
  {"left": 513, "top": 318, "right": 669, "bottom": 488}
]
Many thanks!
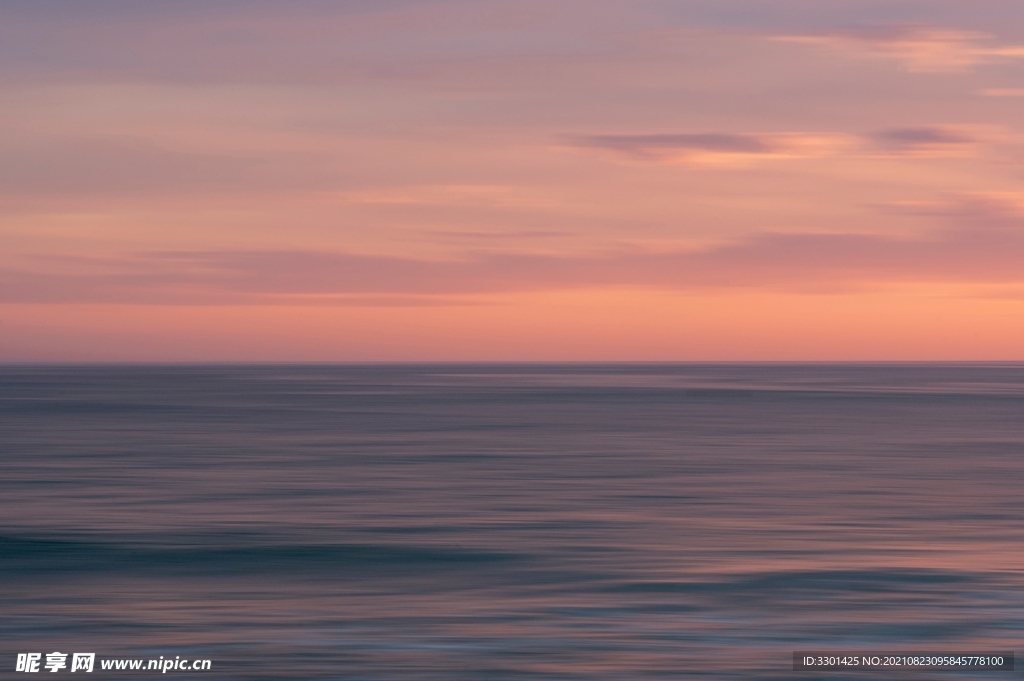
[{"left": 2, "top": 364, "right": 1022, "bottom": 679}]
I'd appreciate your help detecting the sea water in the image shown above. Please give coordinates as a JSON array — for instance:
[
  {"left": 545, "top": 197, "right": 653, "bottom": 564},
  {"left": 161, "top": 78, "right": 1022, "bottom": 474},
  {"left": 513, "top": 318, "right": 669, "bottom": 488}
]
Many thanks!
[{"left": 2, "top": 364, "right": 1022, "bottom": 679}]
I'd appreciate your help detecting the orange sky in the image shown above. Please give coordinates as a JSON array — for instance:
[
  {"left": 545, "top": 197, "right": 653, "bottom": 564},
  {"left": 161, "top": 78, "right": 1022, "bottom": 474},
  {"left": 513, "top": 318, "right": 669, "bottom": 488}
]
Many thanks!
[{"left": 2, "top": 1, "right": 1023, "bottom": 360}]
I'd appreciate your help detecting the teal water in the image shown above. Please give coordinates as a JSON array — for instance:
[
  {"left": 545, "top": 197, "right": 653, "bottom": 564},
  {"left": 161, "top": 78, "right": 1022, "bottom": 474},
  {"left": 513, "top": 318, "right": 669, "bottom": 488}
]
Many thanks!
[{"left": 2, "top": 364, "right": 1022, "bottom": 679}]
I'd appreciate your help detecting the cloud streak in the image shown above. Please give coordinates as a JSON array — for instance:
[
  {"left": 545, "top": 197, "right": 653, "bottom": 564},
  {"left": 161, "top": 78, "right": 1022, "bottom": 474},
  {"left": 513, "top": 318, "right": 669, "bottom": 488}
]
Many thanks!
[
  {"left": 571, "top": 132, "right": 851, "bottom": 165},
  {"left": 572, "top": 126, "right": 989, "bottom": 163},
  {"left": 869, "top": 126, "right": 980, "bottom": 156},
  {"left": 5, "top": 197, "right": 1022, "bottom": 304},
  {"left": 776, "top": 26, "right": 1024, "bottom": 72}
]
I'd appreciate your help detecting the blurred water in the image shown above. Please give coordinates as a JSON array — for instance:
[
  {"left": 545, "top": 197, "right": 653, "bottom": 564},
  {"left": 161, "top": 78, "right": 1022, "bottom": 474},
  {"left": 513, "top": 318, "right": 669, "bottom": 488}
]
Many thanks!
[{"left": 1, "top": 364, "right": 1022, "bottom": 679}]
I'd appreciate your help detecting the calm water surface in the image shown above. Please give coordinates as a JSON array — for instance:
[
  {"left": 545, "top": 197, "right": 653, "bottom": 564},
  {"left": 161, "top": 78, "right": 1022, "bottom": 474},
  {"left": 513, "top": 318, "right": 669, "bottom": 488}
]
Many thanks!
[{"left": 2, "top": 364, "right": 1022, "bottom": 679}]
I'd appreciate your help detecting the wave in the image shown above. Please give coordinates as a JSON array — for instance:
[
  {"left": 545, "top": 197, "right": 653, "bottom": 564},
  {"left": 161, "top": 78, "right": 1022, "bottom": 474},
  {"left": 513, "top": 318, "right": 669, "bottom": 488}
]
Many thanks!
[
  {"left": 0, "top": 535, "right": 522, "bottom": 577},
  {"left": 608, "top": 568, "right": 982, "bottom": 596}
]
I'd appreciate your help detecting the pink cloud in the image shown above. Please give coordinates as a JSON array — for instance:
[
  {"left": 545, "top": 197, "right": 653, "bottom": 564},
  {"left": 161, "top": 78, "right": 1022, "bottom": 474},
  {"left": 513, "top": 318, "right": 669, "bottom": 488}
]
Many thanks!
[
  {"left": 4, "top": 196, "right": 1022, "bottom": 304},
  {"left": 570, "top": 132, "right": 851, "bottom": 165},
  {"left": 573, "top": 126, "right": 991, "bottom": 164},
  {"left": 775, "top": 26, "right": 1024, "bottom": 73},
  {"left": 871, "top": 126, "right": 975, "bottom": 150}
]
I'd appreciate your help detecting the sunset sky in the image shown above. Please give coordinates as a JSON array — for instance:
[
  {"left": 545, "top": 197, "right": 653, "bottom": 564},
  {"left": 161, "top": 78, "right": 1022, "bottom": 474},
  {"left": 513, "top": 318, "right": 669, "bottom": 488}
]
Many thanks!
[{"left": 3, "top": 0, "right": 1024, "bottom": 360}]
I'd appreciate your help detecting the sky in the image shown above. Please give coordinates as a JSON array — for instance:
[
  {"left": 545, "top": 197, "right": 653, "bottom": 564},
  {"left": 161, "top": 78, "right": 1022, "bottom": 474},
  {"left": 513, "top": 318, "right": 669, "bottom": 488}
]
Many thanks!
[{"left": 2, "top": 0, "right": 1024, "bottom": 361}]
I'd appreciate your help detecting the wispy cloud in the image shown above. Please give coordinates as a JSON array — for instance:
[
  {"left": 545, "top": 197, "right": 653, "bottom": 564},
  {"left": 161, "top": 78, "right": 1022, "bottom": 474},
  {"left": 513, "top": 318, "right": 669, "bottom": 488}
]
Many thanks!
[
  {"left": 878, "top": 192, "right": 1024, "bottom": 220},
  {"left": 775, "top": 26, "right": 1024, "bottom": 72},
  {"left": 869, "top": 126, "right": 978, "bottom": 156},
  {"left": 579, "top": 133, "right": 774, "bottom": 156},
  {"left": 572, "top": 126, "right": 993, "bottom": 164},
  {"left": 978, "top": 88, "right": 1024, "bottom": 97},
  {"left": 570, "top": 132, "right": 850, "bottom": 165},
  {"left": 5, "top": 196, "right": 1022, "bottom": 304},
  {"left": 331, "top": 185, "right": 565, "bottom": 211}
]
